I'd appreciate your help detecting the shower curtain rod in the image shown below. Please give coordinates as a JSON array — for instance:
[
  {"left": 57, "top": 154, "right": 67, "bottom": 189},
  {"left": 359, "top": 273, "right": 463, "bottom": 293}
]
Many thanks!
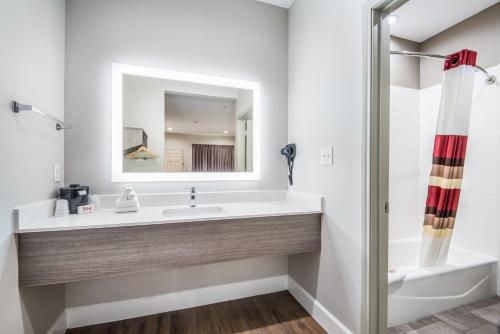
[{"left": 390, "top": 50, "right": 496, "bottom": 85}]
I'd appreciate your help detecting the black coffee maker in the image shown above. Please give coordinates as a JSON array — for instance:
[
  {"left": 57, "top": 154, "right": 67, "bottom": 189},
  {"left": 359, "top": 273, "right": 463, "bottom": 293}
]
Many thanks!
[{"left": 59, "top": 184, "right": 90, "bottom": 214}]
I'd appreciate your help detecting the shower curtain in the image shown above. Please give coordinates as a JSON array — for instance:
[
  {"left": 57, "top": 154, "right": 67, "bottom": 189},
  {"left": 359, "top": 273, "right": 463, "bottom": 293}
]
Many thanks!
[{"left": 419, "top": 49, "right": 477, "bottom": 267}]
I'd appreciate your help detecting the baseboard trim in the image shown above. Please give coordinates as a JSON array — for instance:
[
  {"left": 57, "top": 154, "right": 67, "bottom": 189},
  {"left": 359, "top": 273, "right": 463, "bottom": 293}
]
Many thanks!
[
  {"left": 288, "top": 277, "right": 353, "bottom": 334},
  {"left": 46, "top": 310, "right": 67, "bottom": 334},
  {"left": 66, "top": 275, "right": 288, "bottom": 329}
]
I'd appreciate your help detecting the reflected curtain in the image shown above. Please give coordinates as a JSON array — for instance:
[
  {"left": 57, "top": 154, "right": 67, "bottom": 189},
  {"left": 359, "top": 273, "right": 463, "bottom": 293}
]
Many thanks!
[
  {"left": 192, "top": 144, "right": 234, "bottom": 172},
  {"left": 419, "top": 49, "right": 477, "bottom": 267}
]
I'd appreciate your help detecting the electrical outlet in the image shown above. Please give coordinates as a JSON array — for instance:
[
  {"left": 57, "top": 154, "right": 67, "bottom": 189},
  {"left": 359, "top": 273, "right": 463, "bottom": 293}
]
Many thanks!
[
  {"left": 320, "top": 147, "right": 333, "bottom": 165},
  {"left": 53, "top": 163, "right": 61, "bottom": 183}
]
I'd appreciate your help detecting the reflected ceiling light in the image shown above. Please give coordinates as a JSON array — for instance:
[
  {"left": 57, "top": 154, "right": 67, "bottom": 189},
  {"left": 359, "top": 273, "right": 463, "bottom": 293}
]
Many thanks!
[
  {"left": 388, "top": 15, "right": 399, "bottom": 25},
  {"left": 167, "top": 127, "right": 173, "bottom": 131},
  {"left": 223, "top": 130, "right": 228, "bottom": 134}
]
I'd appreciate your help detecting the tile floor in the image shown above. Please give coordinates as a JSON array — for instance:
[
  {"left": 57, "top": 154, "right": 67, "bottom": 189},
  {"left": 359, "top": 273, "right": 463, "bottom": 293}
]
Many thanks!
[{"left": 388, "top": 296, "right": 500, "bottom": 333}]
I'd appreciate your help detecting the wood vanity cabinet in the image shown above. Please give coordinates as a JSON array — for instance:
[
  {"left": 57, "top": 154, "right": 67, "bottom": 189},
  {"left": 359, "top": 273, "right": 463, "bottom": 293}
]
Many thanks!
[{"left": 17, "top": 214, "right": 321, "bottom": 287}]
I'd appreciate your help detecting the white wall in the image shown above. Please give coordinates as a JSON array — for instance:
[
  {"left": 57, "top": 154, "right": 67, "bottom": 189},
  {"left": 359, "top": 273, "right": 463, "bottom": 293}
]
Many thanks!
[
  {"left": 64, "top": 0, "right": 289, "bottom": 319},
  {"left": 388, "top": 86, "right": 422, "bottom": 240},
  {"left": 165, "top": 133, "right": 235, "bottom": 172},
  {"left": 287, "top": 0, "right": 365, "bottom": 332},
  {"left": 0, "top": 0, "right": 66, "bottom": 333}
]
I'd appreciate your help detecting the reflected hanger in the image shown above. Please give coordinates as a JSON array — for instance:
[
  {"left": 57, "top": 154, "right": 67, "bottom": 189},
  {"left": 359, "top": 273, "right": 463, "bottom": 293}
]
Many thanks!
[{"left": 126, "top": 146, "right": 159, "bottom": 160}]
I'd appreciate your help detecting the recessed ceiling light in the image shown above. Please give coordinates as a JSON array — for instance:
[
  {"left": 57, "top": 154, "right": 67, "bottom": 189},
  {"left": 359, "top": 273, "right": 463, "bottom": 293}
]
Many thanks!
[
  {"left": 223, "top": 130, "right": 228, "bottom": 135},
  {"left": 388, "top": 15, "right": 399, "bottom": 25},
  {"left": 167, "top": 127, "right": 173, "bottom": 131}
]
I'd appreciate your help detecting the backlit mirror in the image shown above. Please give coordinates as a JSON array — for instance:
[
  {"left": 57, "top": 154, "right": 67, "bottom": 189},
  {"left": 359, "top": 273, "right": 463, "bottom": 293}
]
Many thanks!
[{"left": 112, "top": 64, "right": 261, "bottom": 182}]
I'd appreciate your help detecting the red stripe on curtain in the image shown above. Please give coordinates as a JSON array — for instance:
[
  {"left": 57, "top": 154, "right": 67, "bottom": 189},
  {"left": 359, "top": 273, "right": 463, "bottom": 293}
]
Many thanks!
[
  {"left": 432, "top": 135, "right": 468, "bottom": 160},
  {"left": 425, "top": 186, "right": 461, "bottom": 216}
]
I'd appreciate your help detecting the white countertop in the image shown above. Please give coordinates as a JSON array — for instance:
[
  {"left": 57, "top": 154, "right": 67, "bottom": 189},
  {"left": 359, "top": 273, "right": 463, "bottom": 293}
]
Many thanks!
[{"left": 15, "top": 191, "right": 322, "bottom": 233}]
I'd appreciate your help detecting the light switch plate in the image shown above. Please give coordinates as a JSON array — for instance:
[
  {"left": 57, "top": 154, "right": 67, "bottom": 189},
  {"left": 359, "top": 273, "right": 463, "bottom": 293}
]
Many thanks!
[
  {"left": 320, "top": 147, "right": 333, "bottom": 165},
  {"left": 53, "top": 163, "right": 61, "bottom": 183}
]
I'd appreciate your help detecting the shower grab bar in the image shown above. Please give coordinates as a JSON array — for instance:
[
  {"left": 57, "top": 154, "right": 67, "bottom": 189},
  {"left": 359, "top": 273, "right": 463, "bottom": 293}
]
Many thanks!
[
  {"left": 390, "top": 50, "right": 496, "bottom": 85},
  {"left": 11, "top": 101, "right": 71, "bottom": 131}
]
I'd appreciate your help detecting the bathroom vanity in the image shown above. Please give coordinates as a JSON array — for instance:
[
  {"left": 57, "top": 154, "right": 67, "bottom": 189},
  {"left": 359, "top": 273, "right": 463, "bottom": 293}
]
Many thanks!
[
  {"left": 16, "top": 191, "right": 322, "bottom": 287},
  {"left": 13, "top": 64, "right": 324, "bottom": 288}
]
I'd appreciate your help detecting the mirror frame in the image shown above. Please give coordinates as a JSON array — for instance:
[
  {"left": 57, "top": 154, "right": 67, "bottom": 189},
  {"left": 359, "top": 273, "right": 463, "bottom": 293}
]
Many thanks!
[{"left": 112, "top": 63, "right": 261, "bottom": 182}]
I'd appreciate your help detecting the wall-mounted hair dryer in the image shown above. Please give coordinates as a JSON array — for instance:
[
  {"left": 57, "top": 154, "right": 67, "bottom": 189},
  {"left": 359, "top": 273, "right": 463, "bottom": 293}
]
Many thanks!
[{"left": 281, "top": 143, "right": 296, "bottom": 186}]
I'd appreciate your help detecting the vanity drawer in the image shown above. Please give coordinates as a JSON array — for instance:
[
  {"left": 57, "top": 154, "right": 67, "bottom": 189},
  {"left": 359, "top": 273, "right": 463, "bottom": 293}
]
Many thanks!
[{"left": 18, "top": 213, "right": 321, "bottom": 287}]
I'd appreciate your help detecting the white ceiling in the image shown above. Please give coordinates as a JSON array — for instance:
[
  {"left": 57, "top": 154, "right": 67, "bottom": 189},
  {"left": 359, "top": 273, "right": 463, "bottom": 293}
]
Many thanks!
[
  {"left": 165, "top": 94, "right": 236, "bottom": 136},
  {"left": 255, "top": 0, "right": 295, "bottom": 9},
  {"left": 390, "top": 0, "right": 500, "bottom": 42}
]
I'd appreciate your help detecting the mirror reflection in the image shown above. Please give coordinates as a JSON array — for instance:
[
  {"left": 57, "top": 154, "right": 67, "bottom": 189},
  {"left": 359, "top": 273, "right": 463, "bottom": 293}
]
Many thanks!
[{"left": 122, "top": 74, "right": 254, "bottom": 173}]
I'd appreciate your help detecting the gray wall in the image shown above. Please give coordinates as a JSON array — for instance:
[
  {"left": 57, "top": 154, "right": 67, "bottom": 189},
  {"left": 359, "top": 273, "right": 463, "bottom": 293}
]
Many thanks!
[
  {"left": 0, "top": 0, "right": 66, "bottom": 333},
  {"left": 64, "top": 0, "right": 289, "bottom": 311},
  {"left": 420, "top": 2, "right": 500, "bottom": 89},
  {"left": 390, "top": 36, "right": 420, "bottom": 89},
  {"left": 287, "top": 0, "right": 365, "bottom": 332},
  {"left": 65, "top": 0, "right": 289, "bottom": 194},
  {"left": 66, "top": 255, "right": 286, "bottom": 307}
]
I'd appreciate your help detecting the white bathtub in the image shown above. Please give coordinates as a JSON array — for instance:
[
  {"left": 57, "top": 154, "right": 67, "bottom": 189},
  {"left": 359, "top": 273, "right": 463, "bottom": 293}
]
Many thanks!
[{"left": 388, "top": 239, "right": 497, "bottom": 327}]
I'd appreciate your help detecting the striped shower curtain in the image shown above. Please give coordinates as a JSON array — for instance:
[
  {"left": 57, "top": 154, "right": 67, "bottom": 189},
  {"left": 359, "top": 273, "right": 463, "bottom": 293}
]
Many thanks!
[{"left": 419, "top": 49, "right": 477, "bottom": 267}]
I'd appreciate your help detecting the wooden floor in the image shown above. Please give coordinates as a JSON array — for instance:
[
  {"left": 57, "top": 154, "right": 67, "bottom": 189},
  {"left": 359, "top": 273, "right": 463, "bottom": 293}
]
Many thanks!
[
  {"left": 388, "top": 296, "right": 500, "bottom": 333},
  {"left": 66, "top": 291, "right": 326, "bottom": 334}
]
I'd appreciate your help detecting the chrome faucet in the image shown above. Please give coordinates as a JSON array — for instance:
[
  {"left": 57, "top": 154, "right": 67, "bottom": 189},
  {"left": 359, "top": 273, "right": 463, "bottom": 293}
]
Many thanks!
[{"left": 189, "top": 187, "right": 196, "bottom": 207}]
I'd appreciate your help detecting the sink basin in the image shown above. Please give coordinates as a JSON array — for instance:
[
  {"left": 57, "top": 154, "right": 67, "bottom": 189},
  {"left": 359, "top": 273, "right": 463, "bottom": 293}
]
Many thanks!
[{"left": 162, "top": 206, "right": 226, "bottom": 218}]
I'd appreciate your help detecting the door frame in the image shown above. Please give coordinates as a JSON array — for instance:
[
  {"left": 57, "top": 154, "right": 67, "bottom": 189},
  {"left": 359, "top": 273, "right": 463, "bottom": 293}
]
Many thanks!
[{"left": 362, "top": 0, "right": 409, "bottom": 333}]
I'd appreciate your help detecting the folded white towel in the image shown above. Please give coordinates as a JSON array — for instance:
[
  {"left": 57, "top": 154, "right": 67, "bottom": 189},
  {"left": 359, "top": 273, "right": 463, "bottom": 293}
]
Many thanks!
[
  {"left": 115, "top": 205, "right": 139, "bottom": 213},
  {"left": 115, "top": 199, "right": 140, "bottom": 208},
  {"left": 388, "top": 271, "right": 406, "bottom": 285},
  {"left": 114, "top": 197, "right": 139, "bottom": 213}
]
